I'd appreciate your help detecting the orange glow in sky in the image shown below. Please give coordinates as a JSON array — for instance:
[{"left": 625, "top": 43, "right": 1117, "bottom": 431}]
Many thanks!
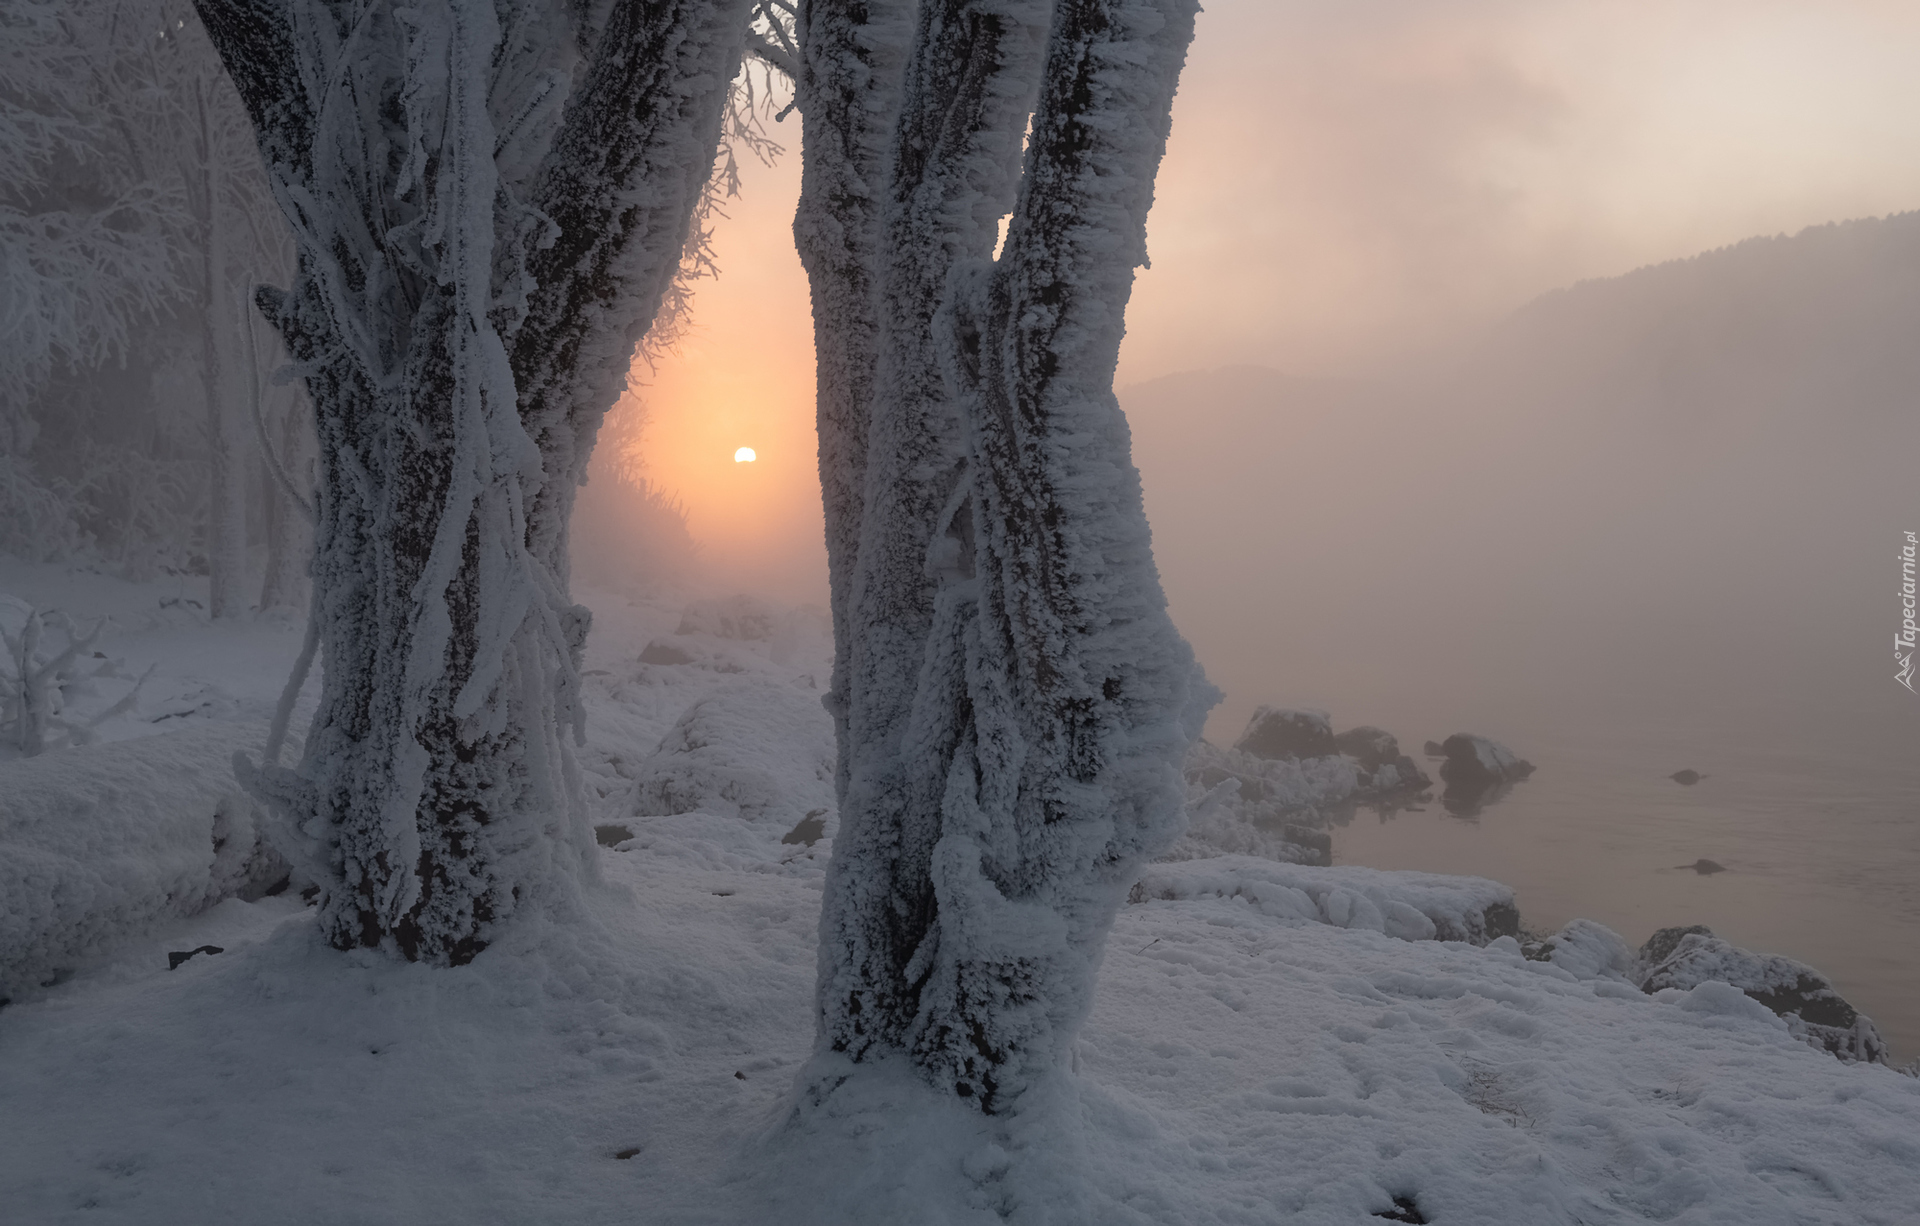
[
  {"left": 619, "top": 0, "right": 1920, "bottom": 601},
  {"left": 611, "top": 146, "right": 823, "bottom": 601}
]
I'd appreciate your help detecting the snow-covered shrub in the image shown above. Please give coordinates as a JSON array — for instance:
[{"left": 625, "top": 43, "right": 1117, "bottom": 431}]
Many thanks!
[
  {"left": 0, "top": 599, "right": 150, "bottom": 758},
  {"left": 1171, "top": 727, "right": 1435, "bottom": 865},
  {"left": 0, "top": 722, "right": 288, "bottom": 1001},
  {"left": 676, "top": 595, "right": 780, "bottom": 641},
  {"left": 0, "top": 457, "right": 87, "bottom": 564}
]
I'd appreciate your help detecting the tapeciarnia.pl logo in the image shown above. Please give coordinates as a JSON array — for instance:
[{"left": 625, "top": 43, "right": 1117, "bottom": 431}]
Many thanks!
[{"left": 1900, "top": 531, "right": 1918, "bottom": 693}]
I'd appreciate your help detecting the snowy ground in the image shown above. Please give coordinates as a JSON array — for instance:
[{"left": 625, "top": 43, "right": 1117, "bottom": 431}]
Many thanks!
[{"left": 3, "top": 562, "right": 1918, "bottom": 1225}]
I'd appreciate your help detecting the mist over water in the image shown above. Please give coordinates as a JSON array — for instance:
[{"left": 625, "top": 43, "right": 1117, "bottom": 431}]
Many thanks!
[
  {"left": 1122, "top": 213, "right": 1920, "bottom": 1058},
  {"left": 1128, "top": 214, "right": 1920, "bottom": 753}
]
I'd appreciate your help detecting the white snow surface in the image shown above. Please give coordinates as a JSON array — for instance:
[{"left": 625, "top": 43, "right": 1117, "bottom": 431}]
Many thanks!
[
  {"left": 0, "top": 721, "right": 285, "bottom": 999},
  {"left": 2, "top": 574, "right": 1918, "bottom": 1223}
]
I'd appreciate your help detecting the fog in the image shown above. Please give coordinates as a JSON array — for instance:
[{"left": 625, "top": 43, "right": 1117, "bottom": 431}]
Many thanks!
[
  {"left": 1133, "top": 214, "right": 1920, "bottom": 756},
  {"left": 621, "top": 0, "right": 1920, "bottom": 762},
  {"left": 1124, "top": 0, "right": 1920, "bottom": 381}
]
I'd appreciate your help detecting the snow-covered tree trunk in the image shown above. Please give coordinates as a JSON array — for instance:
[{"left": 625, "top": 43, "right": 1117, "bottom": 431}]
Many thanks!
[
  {"left": 810, "top": 0, "right": 1048, "bottom": 1070},
  {"left": 198, "top": 0, "right": 748, "bottom": 962},
  {"left": 802, "top": 0, "right": 1207, "bottom": 1112},
  {"left": 790, "top": 0, "right": 908, "bottom": 795}
]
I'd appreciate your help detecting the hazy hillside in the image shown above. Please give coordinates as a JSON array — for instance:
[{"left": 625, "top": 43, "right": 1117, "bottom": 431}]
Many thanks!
[{"left": 1123, "top": 213, "right": 1920, "bottom": 753}]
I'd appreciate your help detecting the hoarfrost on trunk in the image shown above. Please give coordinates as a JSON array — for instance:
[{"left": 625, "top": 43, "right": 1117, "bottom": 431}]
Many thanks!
[
  {"left": 801, "top": 0, "right": 1207, "bottom": 1112},
  {"left": 196, "top": 0, "right": 749, "bottom": 962}
]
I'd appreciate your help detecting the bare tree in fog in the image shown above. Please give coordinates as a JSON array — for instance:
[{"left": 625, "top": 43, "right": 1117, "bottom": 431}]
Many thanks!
[
  {"left": 1, "top": 0, "right": 303, "bottom": 599},
  {"left": 195, "top": 0, "right": 750, "bottom": 963},
  {"left": 796, "top": 0, "right": 1209, "bottom": 1112}
]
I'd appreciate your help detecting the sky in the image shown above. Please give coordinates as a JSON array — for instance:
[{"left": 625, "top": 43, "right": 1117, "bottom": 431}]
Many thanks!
[{"left": 616, "top": 0, "right": 1920, "bottom": 614}]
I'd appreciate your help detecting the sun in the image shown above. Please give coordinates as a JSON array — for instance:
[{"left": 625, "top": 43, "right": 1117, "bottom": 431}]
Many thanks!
[{"left": 734, "top": 446, "right": 757, "bottom": 463}]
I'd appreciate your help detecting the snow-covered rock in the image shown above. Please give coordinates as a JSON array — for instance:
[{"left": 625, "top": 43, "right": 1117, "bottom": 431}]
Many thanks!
[
  {"left": 1522, "top": 918, "right": 1637, "bottom": 982},
  {"left": 1131, "top": 855, "right": 1520, "bottom": 945},
  {"left": 0, "top": 722, "right": 287, "bottom": 1001},
  {"left": 1233, "top": 706, "right": 1336, "bottom": 760},
  {"left": 1179, "top": 714, "right": 1434, "bottom": 864},
  {"left": 1332, "top": 724, "right": 1431, "bottom": 792},
  {"left": 1438, "top": 733, "right": 1534, "bottom": 788},
  {"left": 1437, "top": 732, "right": 1534, "bottom": 816},
  {"left": 627, "top": 679, "right": 836, "bottom": 829},
  {"left": 1640, "top": 929, "right": 1890, "bottom": 1064}
]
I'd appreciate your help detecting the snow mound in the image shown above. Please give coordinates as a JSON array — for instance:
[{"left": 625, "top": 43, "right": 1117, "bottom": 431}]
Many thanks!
[
  {"left": 627, "top": 679, "right": 836, "bottom": 828},
  {"left": 0, "top": 722, "right": 287, "bottom": 1000},
  {"left": 1131, "top": 855, "right": 1519, "bottom": 944},
  {"left": 1522, "top": 917, "right": 1637, "bottom": 982}
]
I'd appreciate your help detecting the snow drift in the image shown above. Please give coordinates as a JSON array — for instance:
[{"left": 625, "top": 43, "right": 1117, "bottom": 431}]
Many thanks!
[{"left": 0, "top": 721, "right": 286, "bottom": 1000}]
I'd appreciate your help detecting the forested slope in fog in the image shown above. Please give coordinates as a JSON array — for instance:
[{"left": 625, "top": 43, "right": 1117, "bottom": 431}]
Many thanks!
[{"left": 1126, "top": 212, "right": 1920, "bottom": 752}]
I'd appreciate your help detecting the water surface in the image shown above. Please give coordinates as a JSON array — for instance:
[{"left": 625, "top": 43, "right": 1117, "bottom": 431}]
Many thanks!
[{"left": 1331, "top": 728, "right": 1920, "bottom": 1062}]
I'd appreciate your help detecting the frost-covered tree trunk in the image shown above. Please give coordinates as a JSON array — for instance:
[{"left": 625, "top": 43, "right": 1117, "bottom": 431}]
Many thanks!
[
  {"left": 790, "top": 0, "right": 907, "bottom": 794},
  {"left": 197, "top": 0, "right": 748, "bottom": 962},
  {"left": 801, "top": 0, "right": 1207, "bottom": 1112}
]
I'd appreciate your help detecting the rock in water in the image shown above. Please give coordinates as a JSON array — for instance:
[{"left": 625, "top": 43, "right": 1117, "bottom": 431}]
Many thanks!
[
  {"left": 1235, "top": 707, "right": 1337, "bottom": 761},
  {"left": 1640, "top": 932, "right": 1889, "bottom": 1064},
  {"left": 1438, "top": 734, "right": 1535, "bottom": 789},
  {"left": 1334, "top": 726, "right": 1398, "bottom": 771},
  {"left": 1670, "top": 769, "right": 1703, "bottom": 785},
  {"left": 1437, "top": 734, "right": 1533, "bottom": 815},
  {"left": 1422, "top": 740, "right": 1445, "bottom": 758},
  {"left": 1678, "top": 859, "right": 1725, "bottom": 875},
  {"left": 1333, "top": 726, "right": 1431, "bottom": 792}
]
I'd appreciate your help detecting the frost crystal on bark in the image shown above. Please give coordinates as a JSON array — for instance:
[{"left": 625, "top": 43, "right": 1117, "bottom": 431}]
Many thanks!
[
  {"left": 195, "top": 0, "right": 749, "bottom": 962},
  {"left": 799, "top": 0, "right": 1208, "bottom": 1111}
]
